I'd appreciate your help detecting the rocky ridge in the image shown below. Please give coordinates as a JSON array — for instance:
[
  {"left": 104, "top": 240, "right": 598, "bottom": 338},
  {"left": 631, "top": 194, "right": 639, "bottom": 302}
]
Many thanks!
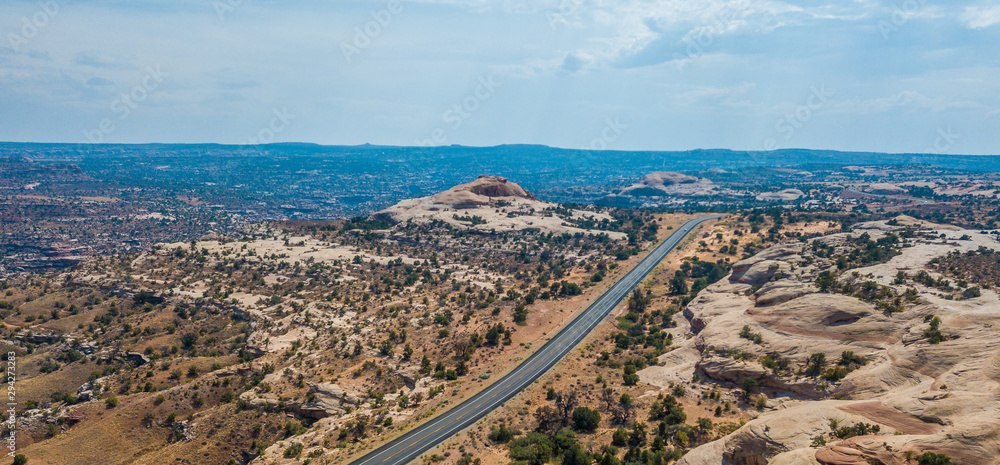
[
  {"left": 639, "top": 217, "right": 1000, "bottom": 464},
  {"left": 619, "top": 172, "right": 719, "bottom": 198},
  {"left": 375, "top": 175, "right": 625, "bottom": 238}
]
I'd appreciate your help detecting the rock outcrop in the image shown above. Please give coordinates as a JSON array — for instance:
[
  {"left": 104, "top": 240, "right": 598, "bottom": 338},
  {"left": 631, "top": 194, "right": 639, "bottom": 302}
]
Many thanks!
[
  {"left": 374, "top": 175, "right": 626, "bottom": 238},
  {"left": 620, "top": 172, "right": 718, "bottom": 197},
  {"left": 669, "top": 218, "right": 1000, "bottom": 464},
  {"left": 865, "top": 183, "right": 906, "bottom": 195},
  {"left": 382, "top": 175, "right": 532, "bottom": 214},
  {"left": 311, "top": 383, "right": 359, "bottom": 406},
  {"left": 756, "top": 188, "right": 805, "bottom": 201}
]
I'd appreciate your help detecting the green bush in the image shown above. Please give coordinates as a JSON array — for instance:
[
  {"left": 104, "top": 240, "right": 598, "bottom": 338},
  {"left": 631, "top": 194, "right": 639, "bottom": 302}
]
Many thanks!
[
  {"left": 181, "top": 333, "right": 199, "bottom": 350},
  {"left": 561, "top": 443, "right": 590, "bottom": 465},
  {"left": 571, "top": 407, "right": 601, "bottom": 432},
  {"left": 917, "top": 452, "right": 953, "bottom": 465},
  {"left": 283, "top": 442, "right": 304, "bottom": 458},
  {"left": 611, "top": 428, "right": 628, "bottom": 446},
  {"left": 622, "top": 365, "right": 639, "bottom": 386},
  {"left": 39, "top": 361, "right": 60, "bottom": 374},
  {"left": 487, "top": 424, "right": 516, "bottom": 443},
  {"left": 508, "top": 432, "right": 554, "bottom": 465},
  {"left": 834, "top": 422, "right": 880, "bottom": 439},
  {"left": 805, "top": 353, "right": 826, "bottom": 377},
  {"left": 822, "top": 366, "right": 850, "bottom": 381}
]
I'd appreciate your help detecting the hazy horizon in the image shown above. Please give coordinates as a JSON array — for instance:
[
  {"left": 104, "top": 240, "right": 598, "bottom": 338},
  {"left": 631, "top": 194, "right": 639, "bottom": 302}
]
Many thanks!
[{"left": 2, "top": 141, "right": 999, "bottom": 159}]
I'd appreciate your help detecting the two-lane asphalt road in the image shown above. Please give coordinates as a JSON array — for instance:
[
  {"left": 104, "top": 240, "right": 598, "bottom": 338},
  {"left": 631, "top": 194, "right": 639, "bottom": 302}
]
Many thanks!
[{"left": 348, "top": 215, "right": 721, "bottom": 465}]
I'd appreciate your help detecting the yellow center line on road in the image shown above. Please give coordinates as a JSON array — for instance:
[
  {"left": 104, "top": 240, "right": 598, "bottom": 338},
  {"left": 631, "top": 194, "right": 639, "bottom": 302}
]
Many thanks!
[
  {"left": 378, "top": 313, "right": 605, "bottom": 464},
  {"left": 391, "top": 424, "right": 446, "bottom": 461}
]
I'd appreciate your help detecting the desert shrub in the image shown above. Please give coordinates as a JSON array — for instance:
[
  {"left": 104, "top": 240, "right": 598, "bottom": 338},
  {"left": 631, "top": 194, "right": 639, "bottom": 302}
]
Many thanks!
[
  {"left": 283, "top": 443, "right": 303, "bottom": 458},
  {"left": 924, "top": 315, "right": 945, "bottom": 344},
  {"left": 611, "top": 428, "right": 628, "bottom": 446},
  {"left": 963, "top": 287, "right": 981, "bottom": 299},
  {"left": 571, "top": 407, "right": 600, "bottom": 432},
  {"left": 822, "top": 366, "right": 850, "bottom": 382},
  {"left": 39, "top": 361, "right": 60, "bottom": 374},
  {"left": 622, "top": 364, "right": 639, "bottom": 386},
  {"left": 508, "top": 432, "right": 554, "bottom": 465},
  {"left": 488, "top": 424, "right": 516, "bottom": 443},
  {"left": 834, "top": 422, "right": 880, "bottom": 439},
  {"left": 805, "top": 353, "right": 826, "bottom": 377},
  {"left": 181, "top": 333, "right": 199, "bottom": 350},
  {"left": 917, "top": 452, "right": 953, "bottom": 465}
]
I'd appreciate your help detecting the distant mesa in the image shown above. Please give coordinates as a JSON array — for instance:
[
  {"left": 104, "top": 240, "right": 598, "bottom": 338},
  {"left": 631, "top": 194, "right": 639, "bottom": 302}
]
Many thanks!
[
  {"left": 756, "top": 189, "right": 804, "bottom": 202},
  {"left": 864, "top": 183, "right": 906, "bottom": 195},
  {"left": 619, "top": 171, "right": 717, "bottom": 197},
  {"left": 0, "top": 155, "right": 33, "bottom": 164},
  {"left": 772, "top": 168, "right": 814, "bottom": 177},
  {"left": 630, "top": 171, "right": 699, "bottom": 188},
  {"left": 899, "top": 181, "right": 937, "bottom": 188}
]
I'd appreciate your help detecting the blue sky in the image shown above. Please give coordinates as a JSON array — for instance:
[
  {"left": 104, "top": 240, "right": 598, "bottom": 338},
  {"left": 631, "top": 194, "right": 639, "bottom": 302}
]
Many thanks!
[{"left": 0, "top": 0, "right": 998, "bottom": 154}]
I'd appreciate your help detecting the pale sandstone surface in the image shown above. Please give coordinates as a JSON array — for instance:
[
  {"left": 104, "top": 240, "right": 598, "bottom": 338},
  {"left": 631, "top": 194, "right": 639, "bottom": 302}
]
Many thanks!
[
  {"left": 376, "top": 175, "right": 626, "bottom": 239},
  {"left": 638, "top": 217, "right": 1000, "bottom": 464}
]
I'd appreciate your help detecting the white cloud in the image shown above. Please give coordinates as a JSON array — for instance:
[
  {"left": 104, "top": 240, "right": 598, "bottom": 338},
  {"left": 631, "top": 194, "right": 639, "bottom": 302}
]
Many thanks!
[
  {"left": 521, "top": 0, "right": 872, "bottom": 72},
  {"left": 835, "top": 91, "right": 992, "bottom": 115},
  {"left": 961, "top": 4, "right": 1000, "bottom": 29},
  {"left": 670, "top": 82, "right": 757, "bottom": 105}
]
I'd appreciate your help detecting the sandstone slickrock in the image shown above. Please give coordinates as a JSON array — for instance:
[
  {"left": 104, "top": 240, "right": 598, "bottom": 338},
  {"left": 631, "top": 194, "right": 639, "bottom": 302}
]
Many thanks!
[
  {"left": 620, "top": 172, "right": 718, "bottom": 197},
  {"left": 753, "top": 282, "right": 817, "bottom": 307},
  {"left": 729, "top": 259, "right": 791, "bottom": 287},
  {"left": 375, "top": 175, "right": 625, "bottom": 238},
  {"left": 311, "top": 382, "right": 360, "bottom": 406},
  {"left": 756, "top": 189, "right": 805, "bottom": 202},
  {"left": 664, "top": 218, "right": 1000, "bottom": 464},
  {"left": 864, "top": 183, "right": 906, "bottom": 195}
]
